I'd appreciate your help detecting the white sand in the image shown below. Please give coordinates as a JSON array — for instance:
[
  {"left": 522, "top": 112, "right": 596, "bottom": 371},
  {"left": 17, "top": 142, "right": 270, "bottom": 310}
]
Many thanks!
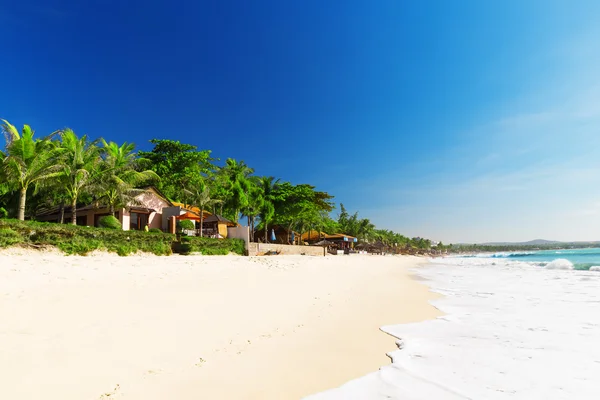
[
  {"left": 0, "top": 252, "right": 440, "bottom": 399},
  {"left": 310, "top": 256, "right": 600, "bottom": 399}
]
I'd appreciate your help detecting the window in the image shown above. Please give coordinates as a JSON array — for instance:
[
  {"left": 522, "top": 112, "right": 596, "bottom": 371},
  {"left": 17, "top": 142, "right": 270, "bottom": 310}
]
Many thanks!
[{"left": 130, "top": 212, "right": 149, "bottom": 231}]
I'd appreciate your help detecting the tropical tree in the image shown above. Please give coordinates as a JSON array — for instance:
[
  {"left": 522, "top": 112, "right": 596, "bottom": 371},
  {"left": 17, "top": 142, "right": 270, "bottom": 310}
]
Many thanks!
[
  {"left": 98, "top": 139, "right": 159, "bottom": 215},
  {"left": 57, "top": 129, "right": 101, "bottom": 225},
  {"left": 1, "top": 120, "right": 63, "bottom": 220},
  {"left": 271, "top": 182, "right": 335, "bottom": 242},
  {"left": 258, "top": 176, "right": 279, "bottom": 243},
  {"left": 336, "top": 204, "right": 376, "bottom": 241},
  {"left": 241, "top": 178, "right": 263, "bottom": 242},
  {"left": 138, "top": 139, "right": 215, "bottom": 202},
  {"left": 219, "top": 158, "right": 254, "bottom": 223},
  {"left": 183, "top": 179, "right": 222, "bottom": 237},
  {"left": 0, "top": 148, "right": 8, "bottom": 196}
]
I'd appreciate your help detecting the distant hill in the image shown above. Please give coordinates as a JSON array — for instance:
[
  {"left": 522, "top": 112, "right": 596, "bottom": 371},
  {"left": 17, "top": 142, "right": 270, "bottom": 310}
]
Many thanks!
[{"left": 481, "top": 239, "right": 560, "bottom": 246}]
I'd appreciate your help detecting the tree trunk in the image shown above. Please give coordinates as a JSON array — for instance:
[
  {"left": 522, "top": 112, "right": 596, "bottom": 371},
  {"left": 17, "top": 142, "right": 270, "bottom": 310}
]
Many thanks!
[
  {"left": 59, "top": 203, "right": 65, "bottom": 224},
  {"left": 18, "top": 187, "right": 26, "bottom": 221},
  {"left": 265, "top": 223, "right": 268, "bottom": 243},
  {"left": 247, "top": 215, "right": 252, "bottom": 242},
  {"left": 199, "top": 207, "right": 204, "bottom": 237},
  {"left": 110, "top": 203, "right": 115, "bottom": 216},
  {"left": 71, "top": 196, "right": 77, "bottom": 225}
]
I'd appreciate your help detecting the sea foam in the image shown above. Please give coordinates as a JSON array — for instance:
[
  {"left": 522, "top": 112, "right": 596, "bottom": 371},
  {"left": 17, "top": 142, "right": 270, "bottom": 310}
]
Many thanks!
[
  {"left": 305, "top": 257, "right": 600, "bottom": 399},
  {"left": 544, "top": 258, "right": 573, "bottom": 270}
]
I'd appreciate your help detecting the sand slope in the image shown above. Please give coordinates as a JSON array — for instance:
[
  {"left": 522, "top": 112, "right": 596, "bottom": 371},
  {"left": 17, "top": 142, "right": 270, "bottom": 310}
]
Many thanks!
[{"left": 0, "top": 253, "right": 440, "bottom": 399}]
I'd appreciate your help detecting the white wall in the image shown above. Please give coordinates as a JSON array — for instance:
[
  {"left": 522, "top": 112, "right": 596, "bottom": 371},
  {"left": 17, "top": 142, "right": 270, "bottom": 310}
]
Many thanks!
[{"left": 227, "top": 226, "right": 250, "bottom": 251}]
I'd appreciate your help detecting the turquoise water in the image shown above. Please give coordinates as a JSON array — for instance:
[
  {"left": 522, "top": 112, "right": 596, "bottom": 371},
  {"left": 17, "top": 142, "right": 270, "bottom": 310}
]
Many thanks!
[{"left": 474, "top": 248, "right": 600, "bottom": 270}]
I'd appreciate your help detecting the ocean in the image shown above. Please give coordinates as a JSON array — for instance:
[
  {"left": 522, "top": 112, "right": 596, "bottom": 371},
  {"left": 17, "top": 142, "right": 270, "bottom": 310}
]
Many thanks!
[{"left": 306, "top": 249, "right": 600, "bottom": 399}]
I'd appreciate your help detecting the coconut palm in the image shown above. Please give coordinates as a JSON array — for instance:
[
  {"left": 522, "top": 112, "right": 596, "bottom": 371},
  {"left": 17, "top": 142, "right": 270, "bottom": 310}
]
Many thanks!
[
  {"left": 183, "top": 181, "right": 222, "bottom": 237},
  {"left": 1, "top": 120, "right": 63, "bottom": 220},
  {"left": 0, "top": 148, "right": 7, "bottom": 194},
  {"left": 57, "top": 129, "right": 101, "bottom": 225},
  {"left": 258, "top": 176, "right": 279, "bottom": 243},
  {"left": 98, "top": 139, "right": 159, "bottom": 215},
  {"left": 242, "top": 178, "right": 263, "bottom": 242},
  {"left": 219, "top": 158, "right": 254, "bottom": 223}
]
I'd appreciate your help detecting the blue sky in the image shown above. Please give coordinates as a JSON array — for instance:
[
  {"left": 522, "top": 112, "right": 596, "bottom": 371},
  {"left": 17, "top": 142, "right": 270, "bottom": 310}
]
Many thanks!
[{"left": 2, "top": 1, "right": 600, "bottom": 243}]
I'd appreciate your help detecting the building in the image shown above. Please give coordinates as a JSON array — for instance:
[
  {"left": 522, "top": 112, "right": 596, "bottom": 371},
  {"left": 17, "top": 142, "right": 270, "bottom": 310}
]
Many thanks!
[{"left": 36, "top": 187, "right": 172, "bottom": 231}]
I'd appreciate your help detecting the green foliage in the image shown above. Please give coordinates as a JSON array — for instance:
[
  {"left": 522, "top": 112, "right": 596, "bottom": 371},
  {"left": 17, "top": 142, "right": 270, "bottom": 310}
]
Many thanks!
[
  {"left": 0, "top": 219, "right": 174, "bottom": 255},
  {"left": 337, "top": 203, "right": 375, "bottom": 241},
  {"left": 97, "top": 139, "right": 160, "bottom": 214},
  {"left": 219, "top": 158, "right": 254, "bottom": 223},
  {"left": 0, "top": 207, "right": 7, "bottom": 219},
  {"left": 178, "top": 219, "right": 195, "bottom": 230},
  {"left": 271, "top": 182, "right": 335, "bottom": 235},
  {"left": 98, "top": 215, "right": 122, "bottom": 230},
  {"left": 178, "top": 236, "right": 245, "bottom": 255},
  {"left": 137, "top": 139, "right": 215, "bottom": 202},
  {"left": 148, "top": 228, "right": 162, "bottom": 233},
  {"left": 56, "top": 129, "right": 102, "bottom": 225},
  {"left": 1, "top": 120, "right": 64, "bottom": 220},
  {"left": 1, "top": 118, "right": 434, "bottom": 249},
  {"left": 0, "top": 227, "right": 22, "bottom": 247}
]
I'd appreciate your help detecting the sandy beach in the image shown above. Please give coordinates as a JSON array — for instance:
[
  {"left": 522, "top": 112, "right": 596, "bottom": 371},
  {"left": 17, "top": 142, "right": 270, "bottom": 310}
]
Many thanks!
[{"left": 0, "top": 252, "right": 440, "bottom": 399}]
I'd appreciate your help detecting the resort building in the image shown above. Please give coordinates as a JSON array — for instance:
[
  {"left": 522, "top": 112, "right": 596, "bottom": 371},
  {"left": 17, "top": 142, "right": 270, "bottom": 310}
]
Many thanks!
[
  {"left": 36, "top": 187, "right": 172, "bottom": 231},
  {"left": 35, "top": 187, "right": 237, "bottom": 237}
]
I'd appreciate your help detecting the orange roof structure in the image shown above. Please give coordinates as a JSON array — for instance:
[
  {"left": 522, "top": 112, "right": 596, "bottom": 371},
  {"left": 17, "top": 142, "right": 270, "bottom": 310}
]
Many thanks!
[
  {"left": 172, "top": 202, "right": 212, "bottom": 219},
  {"left": 175, "top": 211, "right": 204, "bottom": 221},
  {"left": 301, "top": 230, "right": 358, "bottom": 242},
  {"left": 300, "top": 230, "right": 327, "bottom": 241}
]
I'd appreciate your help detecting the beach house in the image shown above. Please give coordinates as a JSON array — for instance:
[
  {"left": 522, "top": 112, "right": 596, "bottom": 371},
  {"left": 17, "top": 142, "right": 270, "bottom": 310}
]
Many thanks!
[{"left": 35, "top": 187, "right": 173, "bottom": 231}]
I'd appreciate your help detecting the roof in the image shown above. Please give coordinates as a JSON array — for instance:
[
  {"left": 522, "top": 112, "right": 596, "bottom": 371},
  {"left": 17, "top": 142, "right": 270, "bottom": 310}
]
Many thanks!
[
  {"left": 300, "top": 230, "right": 357, "bottom": 242},
  {"left": 176, "top": 211, "right": 203, "bottom": 221},
  {"left": 172, "top": 202, "right": 212, "bottom": 218},
  {"left": 141, "top": 186, "right": 174, "bottom": 207},
  {"left": 35, "top": 187, "right": 172, "bottom": 217},
  {"left": 203, "top": 214, "right": 237, "bottom": 227},
  {"left": 300, "top": 230, "right": 327, "bottom": 241}
]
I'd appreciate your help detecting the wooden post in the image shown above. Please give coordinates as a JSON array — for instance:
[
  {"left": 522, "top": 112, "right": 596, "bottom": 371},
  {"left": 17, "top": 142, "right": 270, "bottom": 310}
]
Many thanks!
[{"left": 170, "top": 216, "right": 177, "bottom": 234}]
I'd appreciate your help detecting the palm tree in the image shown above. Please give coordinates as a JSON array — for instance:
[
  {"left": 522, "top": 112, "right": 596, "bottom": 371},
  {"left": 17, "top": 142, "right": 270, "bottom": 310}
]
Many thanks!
[
  {"left": 258, "top": 176, "right": 279, "bottom": 243},
  {"left": 219, "top": 158, "right": 254, "bottom": 223},
  {"left": 0, "top": 148, "right": 8, "bottom": 195},
  {"left": 183, "top": 181, "right": 222, "bottom": 237},
  {"left": 1, "top": 120, "right": 63, "bottom": 220},
  {"left": 356, "top": 218, "right": 376, "bottom": 242},
  {"left": 57, "top": 129, "right": 101, "bottom": 225},
  {"left": 98, "top": 139, "right": 159, "bottom": 215}
]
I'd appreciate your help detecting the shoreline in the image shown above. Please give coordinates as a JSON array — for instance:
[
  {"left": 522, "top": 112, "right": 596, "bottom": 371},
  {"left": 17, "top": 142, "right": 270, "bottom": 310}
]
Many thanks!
[{"left": 0, "top": 253, "right": 441, "bottom": 399}]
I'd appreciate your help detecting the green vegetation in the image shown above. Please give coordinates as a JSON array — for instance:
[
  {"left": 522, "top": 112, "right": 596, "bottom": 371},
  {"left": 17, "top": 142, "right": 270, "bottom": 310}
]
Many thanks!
[
  {"left": 0, "top": 118, "right": 438, "bottom": 254},
  {"left": 97, "top": 215, "right": 122, "bottom": 230},
  {"left": 179, "top": 236, "right": 245, "bottom": 255},
  {"left": 148, "top": 228, "right": 162, "bottom": 234},
  {"left": 447, "top": 242, "right": 600, "bottom": 254},
  {"left": 0, "top": 219, "right": 174, "bottom": 255},
  {"left": 0, "top": 227, "right": 21, "bottom": 247},
  {"left": 178, "top": 219, "right": 195, "bottom": 231},
  {"left": 0, "top": 219, "right": 244, "bottom": 256}
]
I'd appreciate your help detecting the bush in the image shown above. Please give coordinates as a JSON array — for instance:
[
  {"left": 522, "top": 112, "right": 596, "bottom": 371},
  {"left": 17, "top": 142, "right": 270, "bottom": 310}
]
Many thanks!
[
  {"left": 0, "top": 219, "right": 245, "bottom": 257},
  {"left": 178, "top": 236, "right": 245, "bottom": 255},
  {"left": 178, "top": 219, "right": 195, "bottom": 231},
  {"left": 0, "top": 207, "right": 8, "bottom": 219},
  {"left": 0, "top": 219, "right": 175, "bottom": 256},
  {"left": 148, "top": 228, "right": 162, "bottom": 234},
  {"left": 98, "top": 215, "right": 122, "bottom": 230},
  {"left": 0, "top": 227, "right": 22, "bottom": 248}
]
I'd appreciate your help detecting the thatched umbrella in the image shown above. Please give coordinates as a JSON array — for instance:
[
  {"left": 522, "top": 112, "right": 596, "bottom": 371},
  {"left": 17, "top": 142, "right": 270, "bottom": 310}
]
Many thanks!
[{"left": 313, "top": 239, "right": 335, "bottom": 256}]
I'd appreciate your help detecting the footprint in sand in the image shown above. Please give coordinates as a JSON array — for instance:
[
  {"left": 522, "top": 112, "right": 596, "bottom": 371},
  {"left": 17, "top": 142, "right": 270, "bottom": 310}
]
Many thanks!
[{"left": 99, "top": 384, "right": 120, "bottom": 399}]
